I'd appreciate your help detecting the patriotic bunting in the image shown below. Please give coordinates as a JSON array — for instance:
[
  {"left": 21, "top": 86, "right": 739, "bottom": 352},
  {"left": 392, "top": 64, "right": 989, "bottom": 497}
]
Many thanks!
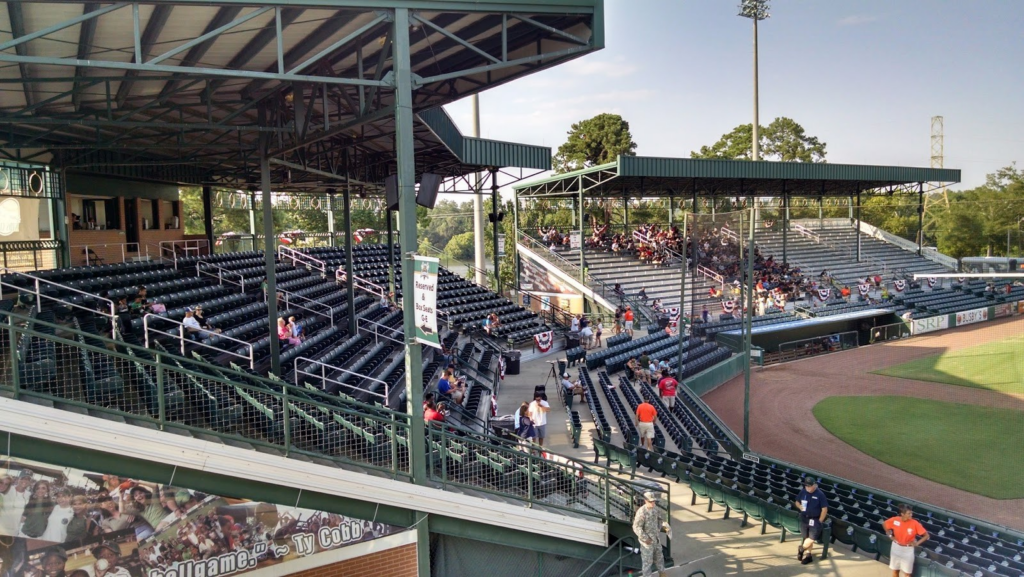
[
  {"left": 499, "top": 355, "right": 507, "bottom": 380},
  {"left": 927, "top": 277, "right": 938, "bottom": 288},
  {"left": 858, "top": 283, "right": 871, "bottom": 296},
  {"left": 957, "top": 276, "right": 966, "bottom": 283},
  {"left": 722, "top": 300, "right": 736, "bottom": 314},
  {"left": 533, "top": 330, "right": 554, "bottom": 353},
  {"left": 773, "top": 294, "right": 786, "bottom": 309},
  {"left": 894, "top": 279, "right": 907, "bottom": 292},
  {"left": 668, "top": 307, "right": 680, "bottom": 326},
  {"left": 817, "top": 287, "right": 832, "bottom": 301}
]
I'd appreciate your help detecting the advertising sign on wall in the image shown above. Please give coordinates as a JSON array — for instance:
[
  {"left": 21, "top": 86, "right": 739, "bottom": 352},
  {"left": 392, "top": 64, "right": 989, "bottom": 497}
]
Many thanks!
[
  {"left": 993, "top": 303, "right": 1013, "bottom": 318},
  {"left": 955, "top": 307, "right": 989, "bottom": 327},
  {"left": 0, "top": 457, "right": 400, "bottom": 577},
  {"left": 569, "top": 231, "right": 581, "bottom": 250},
  {"left": 911, "top": 315, "right": 948, "bottom": 335}
]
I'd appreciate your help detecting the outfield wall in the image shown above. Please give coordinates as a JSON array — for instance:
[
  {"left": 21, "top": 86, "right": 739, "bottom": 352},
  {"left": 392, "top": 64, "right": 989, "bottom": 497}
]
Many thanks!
[{"left": 910, "top": 301, "right": 1020, "bottom": 335}]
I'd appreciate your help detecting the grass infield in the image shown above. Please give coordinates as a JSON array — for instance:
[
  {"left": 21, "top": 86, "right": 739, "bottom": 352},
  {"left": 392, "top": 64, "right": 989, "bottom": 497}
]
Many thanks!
[
  {"left": 871, "top": 335, "right": 1024, "bottom": 394},
  {"left": 813, "top": 396, "right": 1024, "bottom": 500}
]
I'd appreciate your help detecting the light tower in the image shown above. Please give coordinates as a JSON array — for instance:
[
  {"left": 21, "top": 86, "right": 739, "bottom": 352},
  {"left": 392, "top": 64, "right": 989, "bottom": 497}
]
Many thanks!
[
  {"left": 739, "top": 0, "right": 770, "bottom": 161},
  {"left": 930, "top": 116, "right": 948, "bottom": 208}
]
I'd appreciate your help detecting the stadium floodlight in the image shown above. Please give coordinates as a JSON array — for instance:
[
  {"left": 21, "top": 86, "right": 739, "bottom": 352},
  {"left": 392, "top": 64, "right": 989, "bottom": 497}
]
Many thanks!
[{"left": 738, "top": 0, "right": 769, "bottom": 162}]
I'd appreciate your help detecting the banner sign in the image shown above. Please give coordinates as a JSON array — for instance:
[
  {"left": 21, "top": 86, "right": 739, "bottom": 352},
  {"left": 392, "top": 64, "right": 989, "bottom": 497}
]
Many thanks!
[
  {"left": 721, "top": 300, "right": 736, "bottom": 314},
  {"left": 497, "top": 233, "right": 506, "bottom": 257},
  {"left": 911, "top": 315, "right": 948, "bottom": 335},
  {"left": 533, "top": 330, "right": 554, "bottom": 353},
  {"left": 858, "top": 283, "right": 871, "bottom": 296},
  {"left": 927, "top": 277, "right": 938, "bottom": 288},
  {"left": 993, "top": 303, "right": 1013, "bottom": 318},
  {"left": 0, "top": 456, "right": 400, "bottom": 577},
  {"left": 412, "top": 255, "right": 441, "bottom": 348},
  {"left": 893, "top": 279, "right": 906, "bottom": 292},
  {"left": 569, "top": 231, "right": 581, "bottom": 250},
  {"left": 817, "top": 288, "right": 831, "bottom": 301},
  {"left": 955, "top": 307, "right": 989, "bottom": 327},
  {"left": 1019, "top": 301, "right": 1024, "bottom": 315}
]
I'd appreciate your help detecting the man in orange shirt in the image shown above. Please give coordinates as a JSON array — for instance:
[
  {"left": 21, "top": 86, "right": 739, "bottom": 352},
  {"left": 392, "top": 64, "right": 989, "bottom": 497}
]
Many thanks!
[
  {"left": 635, "top": 398, "right": 657, "bottom": 450},
  {"left": 623, "top": 306, "right": 635, "bottom": 336},
  {"left": 882, "top": 504, "right": 929, "bottom": 577}
]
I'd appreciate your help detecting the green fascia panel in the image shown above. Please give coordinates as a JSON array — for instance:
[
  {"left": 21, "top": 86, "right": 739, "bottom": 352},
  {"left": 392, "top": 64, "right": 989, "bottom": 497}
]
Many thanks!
[
  {"left": 616, "top": 155, "right": 961, "bottom": 184},
  {"left": 512, "top": 160, "right": 619, "bottom": 191},
  {"left": 428, "top": 514, "right": 610, "bottom": 559},
  {"left": 1, "top": 431, "right": 415, "bottom": 528},
  {"left": 418, "top": 108, "right": 551, "bottom": 170}
]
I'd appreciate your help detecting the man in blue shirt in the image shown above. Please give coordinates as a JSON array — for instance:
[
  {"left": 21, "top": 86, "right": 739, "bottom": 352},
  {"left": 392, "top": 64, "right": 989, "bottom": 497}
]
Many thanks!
[
  {"left": 437, "top": 370, "right": 452, "bottom": 396},
  {"left": 794, "top": 478, "right": 829, "bottom": 565}
]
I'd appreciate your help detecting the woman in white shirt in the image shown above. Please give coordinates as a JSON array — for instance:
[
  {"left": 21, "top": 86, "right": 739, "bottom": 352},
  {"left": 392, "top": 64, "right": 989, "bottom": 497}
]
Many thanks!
[{"left": 39, "top": 488, "right": 74, "bottom": 543}]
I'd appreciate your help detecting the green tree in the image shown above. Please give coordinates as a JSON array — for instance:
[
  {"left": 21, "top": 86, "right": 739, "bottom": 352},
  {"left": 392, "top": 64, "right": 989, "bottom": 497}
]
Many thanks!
[
  {"left": 178, "top": 187, "right": 206, "bottom": 235},
  {"left": 552, "top": 113, "right": 637, "bottom": 173},
  {"left": 443, "top": 231, "right": 476, "bottom": 261},
  {"left": 936, "top": 201, "right": 984, "bottom": 259},
  {"left": 692, "top": 117, "right": 827, "bottom": 162}
]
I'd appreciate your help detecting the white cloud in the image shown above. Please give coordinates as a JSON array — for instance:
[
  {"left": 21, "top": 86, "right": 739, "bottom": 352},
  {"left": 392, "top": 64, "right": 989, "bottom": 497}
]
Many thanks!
[{"left": 837, "top": 15, "right": 879, "bottom": 26}]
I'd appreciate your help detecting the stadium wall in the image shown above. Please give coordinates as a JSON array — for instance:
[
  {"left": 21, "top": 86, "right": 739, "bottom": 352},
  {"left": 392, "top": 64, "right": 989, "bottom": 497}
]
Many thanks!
[{"left": 910, "top": 302, "right": 1018, "bottom": 335}]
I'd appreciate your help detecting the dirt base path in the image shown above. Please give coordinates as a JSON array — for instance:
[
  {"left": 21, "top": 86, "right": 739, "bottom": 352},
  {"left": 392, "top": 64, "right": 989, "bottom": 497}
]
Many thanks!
[{"left": 704, "top": 316, "right": 1024, "bottom": 532}]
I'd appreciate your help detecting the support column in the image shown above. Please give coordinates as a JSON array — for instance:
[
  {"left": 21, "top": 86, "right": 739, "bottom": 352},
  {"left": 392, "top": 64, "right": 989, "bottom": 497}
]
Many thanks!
[
  {"left": 343, "top": 187, "right": 356, "bottom": 335},
  {"left": 201, "top": 185, "right": 214, "bottom": 253},
  {"left": 386, "top": 206, "right": 395, "bottom": 297},
  {"left": 782, "top": 186, "right": 788, "bottom": 265},
  {"left": 248, "top": 192, "right": 257, "bottom": 251},
  {"left": 471, "top": 95, "right": 486, "bottom": 286},
  {"left": 513, "top": 191, "right": 521, "bottom": 292},
  {"left": 327, "top": 192, "right": 337, "bottom": 248},
  {"left": 917, "top": 182, "right": 924, "bottom": 255},
  {"left": 260, "top": 156, "right": 280, "bottom": 376},
  {"left": 668, "top": 192, "right": 674, "bottom": 227},
  {"left": 855, "top": 189, "right": 862, "bottom": 262},
  {"left": 742, "top": 206, "right": 754, "bottom": 449},
  {"left": 392, "top": 10, "right": 429, "bottom": 576},
  {"left": 623, "top": 192, "right": 629, "bottom": 229},
  {"left": 818, "top": 195, "right": 823, "bottom": 227},
  {"left": 54, "top": 170, "right": 71, "bottom": 267},
  {"left": 578, "top": 189, "right": 585, "bottom": 287},
  {"left": 491, "top": 167, "right": 500, "bottom": 292}
]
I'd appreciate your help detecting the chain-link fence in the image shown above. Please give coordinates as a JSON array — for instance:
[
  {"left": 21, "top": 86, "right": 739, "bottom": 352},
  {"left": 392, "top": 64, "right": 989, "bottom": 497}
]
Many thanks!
[
  {"left": 764, "top": 330, "right": 860, "bottom": 365},
  {"left": 0, "top": 309, "right": 413, "bottom": 480}
]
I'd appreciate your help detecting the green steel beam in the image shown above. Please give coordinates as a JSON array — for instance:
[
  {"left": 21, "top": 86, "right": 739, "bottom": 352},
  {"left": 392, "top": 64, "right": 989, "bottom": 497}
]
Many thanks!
[
  {"left": 206, "top": 7, "right": 303, "bottom": 94},
  {"left": 116, "top": 4, "right": 175, "bottom": 106},
  {"left": 157, "top": 5, "right": 244, "bottom": 99},
  {"left": 260, "top": 153, "right": 282, "bottom": 376},
  {"left": 343, "top": 186, "right": 357, "bottom": 335},
  {"left": 33, "top": 0, "right": 600, "bottom": 13},
  {"left": 6, "top": 1, "right": 34, "bottom": 108}
]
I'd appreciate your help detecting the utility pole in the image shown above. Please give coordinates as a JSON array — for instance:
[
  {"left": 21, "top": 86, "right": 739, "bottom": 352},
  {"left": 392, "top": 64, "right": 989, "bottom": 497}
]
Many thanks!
[{"left": 471, "top": 95, "right": 486, "bottom": 285}]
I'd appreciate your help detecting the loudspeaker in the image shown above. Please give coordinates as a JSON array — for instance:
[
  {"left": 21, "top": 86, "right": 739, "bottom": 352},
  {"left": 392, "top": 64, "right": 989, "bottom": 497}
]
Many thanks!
[
  {"left": 417, "top": 173, "right": 442, "bottom": 209},
  {"left": 384, "top": 175, "right": 398, "bottom": 211}
]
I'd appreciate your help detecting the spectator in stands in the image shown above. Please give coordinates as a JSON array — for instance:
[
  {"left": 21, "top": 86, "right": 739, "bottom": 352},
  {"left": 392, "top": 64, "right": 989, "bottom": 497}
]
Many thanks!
[
  {"left": 423, "top": 400, "right": 444, "bottom": 424},
  {"left": 635, "top": 399, "right": 657, "bottom": 451},
  {"left": 287, "top": 316, "right": 304, "bottom": 341},
  {"left": 528, "top": 393, "right": 550, "bottom": 446},
  {"left": 580, "top": 323, "right": 594, "bottom": 349},
  {"left": 440, "top": 344, "right": 456, "bottom": 368},
  {"left": 115, "top": 297, "right": 129, "bottom": 314},
  {"left": 561, "top": 372, "right": 584, "bottom": 406},
  {"left": 638, "top": 287, "right": 648, "bottom": 303},
  {"left": 570, "top": 314, "right": 580, "bottom": 333},
  {"left": 437, "top": 370, "right": 453, "bottom": 396},
  {"left": 276, "top": 318, "right": 300, "bottom": 346},
  {"left": 516, "top": 402, "right": 536, "bottom": 444},
  {"left": 379, "top": 293, "right": 389, "bottom": 311},
  {"left": 701, "top": 306, "right": 709, "bottom": 323},
  {"left": 193, "top": 306, "right": 220, "bottom": 334},
  {"left": 72, "top": 213, "right": 82, "bottom": 229},
  {"left": 647, "top": 358, "right": 659, "bottom": 383},
  {"left": 882, "top": 504, "right": 929, "bottom": 577},
  {"left": 794, "top": 478, "right": 829, "bottom": 565},
  {"left": 613, "top": 306, "right": 623, "bottom": 335},
  {"left": 627, "top": 357, "right": 644, "bottom": 386},
  {"left": 594, "top": 321, "right": 603, "bottom": 348},
  {"left": 623, "top": 306, "right": 635, "bottom": 337},
  {"left": 182, "top": 310, "right": 202, "bottom": 341}
]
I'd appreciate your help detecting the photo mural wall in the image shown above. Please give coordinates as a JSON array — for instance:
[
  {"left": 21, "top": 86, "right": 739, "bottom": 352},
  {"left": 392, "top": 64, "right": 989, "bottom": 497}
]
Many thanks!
[{"left": 0, "top": 457, "right": 401, "bottom": 577}]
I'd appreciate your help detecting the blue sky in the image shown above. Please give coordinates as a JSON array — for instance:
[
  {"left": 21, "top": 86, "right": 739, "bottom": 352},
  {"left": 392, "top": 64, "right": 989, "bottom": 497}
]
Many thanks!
[{"left": 444, "top": 0, "right": 1024, "bottom": 190}]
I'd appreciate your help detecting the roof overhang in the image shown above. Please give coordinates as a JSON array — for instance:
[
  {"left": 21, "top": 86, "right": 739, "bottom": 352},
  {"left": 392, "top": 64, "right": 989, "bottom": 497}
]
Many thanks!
[{"left": 514, "top": 155, "right": 962, "bottom": 198}]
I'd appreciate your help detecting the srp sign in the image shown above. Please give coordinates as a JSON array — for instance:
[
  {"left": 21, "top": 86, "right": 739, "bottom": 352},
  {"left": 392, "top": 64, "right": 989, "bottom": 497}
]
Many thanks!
[
  {"left": 911, "top": 315, "right": 948, "bottom": 335},
  {"left": 955, "top": 307, "right": 989, "bottom": 327}
]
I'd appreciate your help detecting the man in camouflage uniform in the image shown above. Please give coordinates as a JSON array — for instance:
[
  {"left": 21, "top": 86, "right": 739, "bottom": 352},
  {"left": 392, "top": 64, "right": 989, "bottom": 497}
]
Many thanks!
[{"left": 632, "top": 491, "right": 667, "bottom": 577}]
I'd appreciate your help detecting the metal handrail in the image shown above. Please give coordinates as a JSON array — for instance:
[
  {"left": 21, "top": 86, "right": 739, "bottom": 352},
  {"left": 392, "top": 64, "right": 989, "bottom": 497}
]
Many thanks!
[
  {"left": 196, "top": 261, "right": 247, "bottom": 291},
  {"left": 334, "top": 267, "right": 387, "bottom": 299},
  {"left": 276, "top": 288, "right": 334, "bottom": 326},
  {"left": 158, "top": 239, "right": 209, "bottom": 268},
  {"left": 792, "top": 223, "right": 822, "bottom": 244},
  {"left": 0, "top": 268, "right": 116, "bottom": 338},
  {"left": 142, "top": 313, "right": 255, "bottom": 369},
  {"left": 359, "top": 316, "right": 403, "bottom": 346},
  {"left": 70, "top": 242, "right": 142, "bottom": 266},
  {"left": 295, "top": 356, "right": 388, "bottom": 402},
  {"left": 279, "top": 245, "right": 326, "bottom": 276}
]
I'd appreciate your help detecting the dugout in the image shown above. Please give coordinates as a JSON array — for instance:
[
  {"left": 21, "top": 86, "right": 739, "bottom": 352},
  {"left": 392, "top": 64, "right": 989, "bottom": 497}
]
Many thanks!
[{"left": 714, "top": 308, "right": 902, "bottom": 353}]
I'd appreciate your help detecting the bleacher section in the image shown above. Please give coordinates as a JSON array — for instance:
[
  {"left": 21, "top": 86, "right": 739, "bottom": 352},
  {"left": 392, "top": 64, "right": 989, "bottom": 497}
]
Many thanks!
[
  {"left": 895, "top": 280, "right": 1024, "bottom": 318},
  {"left": 756, "top": 225, "right": 952, "bottom": 286}
]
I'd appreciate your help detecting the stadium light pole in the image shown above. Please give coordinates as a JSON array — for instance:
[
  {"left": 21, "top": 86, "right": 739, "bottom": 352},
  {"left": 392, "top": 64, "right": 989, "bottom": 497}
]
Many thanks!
[{"left": 738, "top": 0, "right": 769, "bottom": 161}]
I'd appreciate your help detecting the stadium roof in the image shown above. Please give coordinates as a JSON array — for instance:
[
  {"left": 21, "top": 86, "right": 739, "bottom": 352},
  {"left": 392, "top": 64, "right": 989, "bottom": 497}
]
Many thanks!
[
  {"left": 513, "top": 155, "right": 962, "bottom": 198},
  {"left": 0, "top": 0, "right": 602, "bottom": 188}
]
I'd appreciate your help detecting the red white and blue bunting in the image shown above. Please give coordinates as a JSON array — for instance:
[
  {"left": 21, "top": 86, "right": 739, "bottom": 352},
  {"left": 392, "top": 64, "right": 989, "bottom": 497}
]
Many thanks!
[
  {"left": 858, "top": 283, "right": 871, "bottom": 296},
  {"left": 773, "top": 294, "right": 786, "bottom": 309},
  {"left": 498, "top": 355, "right": 507, "bottom": 380},
  {"left": 817, "top": 287, "right": 832, "bottom": 301},
  {"left": 533, "top": 330, "right": 554, "bottom": 353},
  {"left": 957, "top": 276, "right": 966, "bottom": 283},
  {"left": 894, "top": 279, "right": 907, "bottom": 292},
  {"left": 927, "top": 277, "right": 938, "bottom": 288},
  {"left": 722, "top": 300, "right": 736, "bottom": 314},
  {"left": 668, "top": 307, "right": 680, "bottom": 326}
]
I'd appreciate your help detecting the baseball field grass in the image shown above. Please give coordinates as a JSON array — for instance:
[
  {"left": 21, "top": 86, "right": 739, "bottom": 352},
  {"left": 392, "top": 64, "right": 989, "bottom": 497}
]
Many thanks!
[
  {"left": 871, "top": 335, "right": 1024, "bottom": 394},
  {"left": 813, "top": 396, "right": 1024, "bottom": 499}
]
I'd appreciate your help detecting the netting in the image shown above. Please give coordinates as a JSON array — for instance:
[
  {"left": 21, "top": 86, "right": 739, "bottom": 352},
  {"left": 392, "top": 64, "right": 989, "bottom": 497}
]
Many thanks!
[{"left": 684, "top": 208, "right": 750, "bottom": 324}]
